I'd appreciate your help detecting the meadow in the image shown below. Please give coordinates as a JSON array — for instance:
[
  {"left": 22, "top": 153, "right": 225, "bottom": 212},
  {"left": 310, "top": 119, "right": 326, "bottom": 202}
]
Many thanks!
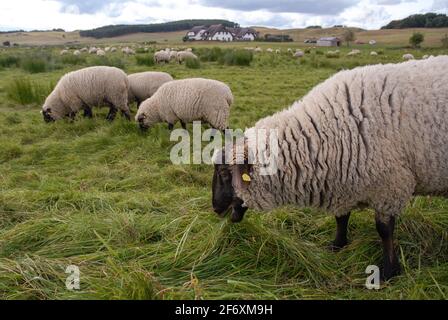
[{"left": 1, "top": 43, "right": 448, "bottom": 299}]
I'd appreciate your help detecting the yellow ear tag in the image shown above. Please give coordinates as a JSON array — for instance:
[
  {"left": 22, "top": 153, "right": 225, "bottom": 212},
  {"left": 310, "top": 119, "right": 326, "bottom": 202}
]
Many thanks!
[{"left": 242, "top": 173, "right": 251, "bottom": 182}]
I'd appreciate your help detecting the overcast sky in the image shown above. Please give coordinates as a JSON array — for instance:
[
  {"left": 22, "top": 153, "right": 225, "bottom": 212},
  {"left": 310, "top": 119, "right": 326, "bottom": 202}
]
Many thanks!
[{"left": 0, "top": 0, "right": 447, "bottom": 31}]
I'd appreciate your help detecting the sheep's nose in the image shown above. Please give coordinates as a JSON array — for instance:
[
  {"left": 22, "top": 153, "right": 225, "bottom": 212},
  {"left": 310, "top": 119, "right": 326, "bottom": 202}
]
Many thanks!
[{"left": 137, "top": 116, "right": 148, "bottom": 131}]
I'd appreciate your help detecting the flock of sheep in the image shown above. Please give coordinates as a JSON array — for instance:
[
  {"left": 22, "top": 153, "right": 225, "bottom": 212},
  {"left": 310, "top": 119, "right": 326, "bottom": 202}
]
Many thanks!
[
  {"left": 41, "top": 66, "right": 232, "bottom": 132},
  {"left": 39, "top": 49, "right": 448, "bottom": 282}
]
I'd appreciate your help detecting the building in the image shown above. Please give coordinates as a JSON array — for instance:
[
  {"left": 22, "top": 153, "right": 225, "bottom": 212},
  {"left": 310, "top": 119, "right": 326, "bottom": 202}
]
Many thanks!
[
  {"left": 185, "top": 25, "right": 258, "bottom": 42},
  {"left": 316, "top": 37, "right": 341, "bottom": 47}
]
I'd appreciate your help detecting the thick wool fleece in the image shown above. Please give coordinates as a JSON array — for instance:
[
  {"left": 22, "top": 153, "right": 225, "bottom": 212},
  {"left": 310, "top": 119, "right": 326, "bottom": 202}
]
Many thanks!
[
  {"left": 136, "top": 78, "right": 233, "bottom": 130},
  {"left": 128, "top": 72, "right": 173, "bottom": 104},
  {"left": 42, "top": 66, "right": 129, "bottom": 120},
  {"left": 177, "top": 51, "right": 198, "bottom": 63},
  {"left": 235, "top": 56, "right": 448, "bottom": 221}
]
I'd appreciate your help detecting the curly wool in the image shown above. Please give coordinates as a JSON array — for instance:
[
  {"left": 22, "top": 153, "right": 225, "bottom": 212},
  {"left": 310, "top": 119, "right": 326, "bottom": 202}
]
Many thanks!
[
  {"left": 177, "top": 51, "right": 198, "bottom": 64},
  {"left": 136, "top": 78, "right": 233, "bottom": 130},
  {"left": 154, "top": 51, "right": 170, "bottom": 63},
  {"left": 235, "top": 56, "right": 448, "bottom": 221},
  {"left": 128, "top": 72, "right": 173, "bottom": 104},
  {"left": 42, "top": 66, "right": 130, "bottom": 120}
]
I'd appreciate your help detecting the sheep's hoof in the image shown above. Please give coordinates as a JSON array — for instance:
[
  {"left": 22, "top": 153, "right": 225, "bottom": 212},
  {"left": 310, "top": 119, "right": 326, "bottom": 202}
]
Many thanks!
[
  {"left": 382, "top": 261, "right": 401, "bottom": 281},
  {"left": 328, "top": 240, "right": 348, "bottom": 252}
]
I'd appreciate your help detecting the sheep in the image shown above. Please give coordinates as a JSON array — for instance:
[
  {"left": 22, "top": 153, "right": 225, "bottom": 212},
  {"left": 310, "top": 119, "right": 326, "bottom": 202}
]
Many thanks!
[
  {"left": 186, "top": 48, "right": 193, "bottom": 52},
  {"left": 347, "top": 49, "right": 361, "bottom": 56},
  {"left": 266, "top": 48, "right": 273, "bottom": 53},
  {"left": 211, "top": 56, "right": 448, "bottom": 280},
  {"left": 254, "top": 47, "right": 262, "bottom": 53},
  {"left": 105, "top": 47, "right": 111, "bottom": 52},
  {"left": 369, "top": 40, "right": 377, "bottom": 45},
  {"left": 73, "top": 50, "right": 81, "bottom": 56},
  {"left": 41, "top": 66, "right": 130, "bottom": 123},
  {"left": 169, "top": 50, "right": 178, "bottom": 61},
  {"left": 89, "top": 47, "right": 98, "bottom": 54},
  {"left": 122, "top": 47, "right": 135, "bottom": 55},
  {"left": 154, "top": 50, "right": 170, "bottom": 64},
  {"left": 60, "top": 49, "right": 69, "bottom": 56},
  {"left": 96, "top": 49, "right": 106, "bottom": 57},
  {"left": 136, "top": 78, "right": 233, "bottom": 132},
  {"left": 403, "top": 53, "right": 414, "bottom": 60},
  {"left": 287, "top": 48, "right": 293, "bottom": 53},
  {"left": 294, "top": 50, "right": 304, "bottom": 58},
  {"left": 177, "top": 51, "right": 198, "bottom": 64},
  {"left": 370, "top": 51, "right": 378, "bottom": 56},
  {"left": 80, "top": 47, "right": 88, "bottom": 53},
  {"left": 128, "top": 71, "right": 174, "bottom": 107},
  {"left": 110, "top": 47, "right": 117, "bottom": 53},
  {"left": 275, "top": 49, "right": 281, "bottom": 54}
]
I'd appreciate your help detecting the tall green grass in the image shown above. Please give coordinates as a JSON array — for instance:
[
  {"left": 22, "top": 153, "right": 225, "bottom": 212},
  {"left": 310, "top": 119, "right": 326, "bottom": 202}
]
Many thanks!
[
  {"left": 5, "top": 77, "right": 53, "bottom": 105},
  {"left": 185, "top": 57, "right": 201, "bottom": 69},
  {"left": 0, "top": 55, "right": 21, "bottom": 68},
  {"left": 135, "top": 54, "right": 155, "bottom": 66}
]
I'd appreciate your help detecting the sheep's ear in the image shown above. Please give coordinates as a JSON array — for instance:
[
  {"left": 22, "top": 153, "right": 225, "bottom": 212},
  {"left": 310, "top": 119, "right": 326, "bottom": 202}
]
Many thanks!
[{"left": 231, "top": 164, "right": 251, "bottom": 191}]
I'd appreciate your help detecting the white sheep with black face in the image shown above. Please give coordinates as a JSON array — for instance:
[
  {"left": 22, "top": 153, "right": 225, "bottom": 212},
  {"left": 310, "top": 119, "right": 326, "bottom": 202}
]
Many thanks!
[
  {"left": 136, "top": 78, "right": 233, "bottom": 131},
  {"left": 127, "top": 71, "right": 173, "bottom": 107},
  {"left": 212, "top": 56, "right": 448, "bottom": 281},
  {"left": 41, "top": 66, "right": 130, "bottom": 122}
]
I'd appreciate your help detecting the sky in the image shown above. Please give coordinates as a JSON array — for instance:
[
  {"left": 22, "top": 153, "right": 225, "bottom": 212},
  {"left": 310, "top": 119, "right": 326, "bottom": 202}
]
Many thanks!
[{"left": 0, "top": 0, "right": 447, "bottom": 32}]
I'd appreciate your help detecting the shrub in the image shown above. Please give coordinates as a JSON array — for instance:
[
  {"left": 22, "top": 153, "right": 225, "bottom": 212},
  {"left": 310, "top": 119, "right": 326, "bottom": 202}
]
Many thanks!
[
  {"left": 315, "top": 50, "right": 324, "bottom": 55},
  {"left": 325, "top": 51, "right": 340, "bottom": 58},
  {"left": 410, "top": 32, "right": 424, "bottom": 48},
  {"left": 6, "top": 77, "right": 53, "bottom": 105},
  {"left": 89, "top": 56, "right": 125, "bottom": 69},
  {"left": 136, "top": 54, "right": 155, "bottom": 66},
  {"left": 21, "top": 56, "right": 48, "bottom": 73},
  {"left": 60, "top": 55, "right": 86, "bottom": 65},
  {"left": 304, "top": 48, "right": 311, "bottom": 54},
  {"left": 185, "top": 57, "right": 201, "bottom": 69},
  {"left": 0, "top": 55, "right": 21, "bottom": 68},
  {"left": 219, "top": 49, "right": 253, "bottom": 66},
  {"left": 377, "top": 49, "right": 385, "bottom": 55},
  {"left": 198, "top": 47, "right": 223, "bottom": 62}
]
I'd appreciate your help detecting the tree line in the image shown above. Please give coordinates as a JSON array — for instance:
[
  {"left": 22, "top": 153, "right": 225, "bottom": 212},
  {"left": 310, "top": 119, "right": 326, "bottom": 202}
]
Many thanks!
[
  {"left": 382, "top": 13, "right": 448, "bottom": 29},
  {"left": 79, "top": 20, "right": 238, "bottom": 39}
]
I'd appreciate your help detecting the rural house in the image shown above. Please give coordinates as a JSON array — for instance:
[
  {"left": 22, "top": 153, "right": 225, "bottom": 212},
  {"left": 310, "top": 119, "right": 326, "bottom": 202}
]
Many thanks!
[
  {"left": 185, "top": 24, "right": 258, "bottom": 42},
  {"left": 317, "top": 37, "right": 341, "bottom": 47}
]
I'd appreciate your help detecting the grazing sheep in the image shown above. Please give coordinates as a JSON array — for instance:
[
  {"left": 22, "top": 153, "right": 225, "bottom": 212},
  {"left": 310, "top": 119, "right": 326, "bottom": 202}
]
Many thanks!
[
  {"left": 403, "top": 53, "right": 414, "bottom": 60},
  {"left": 294, "top": 50, "right": 304, "bottom": 58},
  {"left": 41, "top": 66, "right": 130, "bottom": 122},
  {"left": 186, "top": 48, "right": 193, "bottom": 52},
  {"left": 80, "top": 47, "right": 88, "bottom": 53},
  {"left": 154, "top": 50, "right": 170, "bottom": 64},
  {"left": 254, "top": 47, "right": 262, "bottom": 53},
  {"left": 89, "top": 47, "right": 98, "bottom": 54},
  {"left": 287, "top": 48, "right": 293, "bottom": 53},
  {"left": 136, "top": 78, "right": 233, "bottom": 131},
  {"left": 96, "top": 49, "right": 106, "bottom": 57},
  {"left": 369, "top": 40, "right": 377, "bottom": 45},
  {"left": 60, "top": 49, "right": 69, "bottom": 56},
  {"left": 266, "top": 48, "right": 273, "bottom": 53},
  {"left": 128, "top": 71, "right": 174, "bottom": 107},
  {"left": 370, "top": 51, "right": 378, "bottom": 56},
  {"left": 177, "top": 51, "right": 198, "bottom": 64},
  {"left": 275, "top": 49, "right": 281, "bottom": 54},
  {"left": 105, "top": 47, "right": 111, "bottom": 52},
  {"left": 110, "top": 47, "right": 117, "bottom": 53},
  {"left": 211, "top": 56, "right": 448, "bottom": 280},
  {"left": 169, "top": 50, "right": 178, "bottom": 61},
  {"left": 73, "top": 50, "right": 81, "bottom": 56},
  {"left": 122, "top": 47, "right": 135, "bottom": 55},
  {"left": 347, "top": 49, "right": 361, "bottom": 56}
]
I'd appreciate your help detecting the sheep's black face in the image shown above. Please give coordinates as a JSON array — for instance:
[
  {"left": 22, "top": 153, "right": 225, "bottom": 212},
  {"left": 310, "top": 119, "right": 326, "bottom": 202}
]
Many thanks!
[
  {"left": 212, "top": 151, "right": 249, "bottom": 223},
  {"left": 42, "top": 108, "right": 55, "bottom": 123},
  {"left": 137, "top": 114, "right": 149, "bottom": 131}
]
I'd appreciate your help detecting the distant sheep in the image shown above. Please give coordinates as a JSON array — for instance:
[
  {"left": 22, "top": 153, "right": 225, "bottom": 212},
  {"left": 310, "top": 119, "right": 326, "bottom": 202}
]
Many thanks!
[
  {"left": 80, "top": 47, "right": 88, "bottom": 53},
  {"left": 136, "top": 78, "right": 233, "bottom": 131},
  {"left": 370, "top": 51, "right": 378, "bottom": 56},
  {"left": 294, "top": 50, "right": 304, "bottom": 58},
  {"left": 154, "top": 50, "right": 170, "bottom": 64},
  {"left": 275, "top": 49, "right": 281, "bottom": 54},
  {"left": 403, "top": 53, "right": 414, "bottom": 60},
  {"left": 96, "top": 49, "right": 106, "bottom": 57},
  {"left": 89, "top": 47, "right": 98, "bottom": 54},
  {"left": 41, "top": 66, "right": 130, "bottom": 122},
  {"left": 73, "top": 50, "right": 81, "bottom": 56},
  {"left": 266, "top": 48, "right": 273, "bottom": 53},
  {"left": 177, "top": 51, "right": 198, "bottom": 64},
  {"left": 128, "top": 71, "right": 173, "bottom": 107},
  {"left": 60, "top": 49, "right": 69, "bottom": 56},
  {"left": 347, "top": 49, "right": 361, "bottom": 56},
  {"left": 169, "top": 50, "right": 178, "bottom": 61}
]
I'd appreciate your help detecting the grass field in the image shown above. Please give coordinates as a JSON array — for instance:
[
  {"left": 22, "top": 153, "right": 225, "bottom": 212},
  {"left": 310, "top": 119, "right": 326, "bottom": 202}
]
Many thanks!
[{"left": 1, "top": 44, "right": 448, "bottom": 300}]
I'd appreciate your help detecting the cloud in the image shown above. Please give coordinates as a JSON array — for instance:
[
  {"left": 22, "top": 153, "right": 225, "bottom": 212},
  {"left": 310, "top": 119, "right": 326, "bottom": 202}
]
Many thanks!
[
  {"left": 433, "top": 0, "right": 448, "bottom": 10},
  {"left": 199, "top": 0, "right": 358, "bottom": 15}
]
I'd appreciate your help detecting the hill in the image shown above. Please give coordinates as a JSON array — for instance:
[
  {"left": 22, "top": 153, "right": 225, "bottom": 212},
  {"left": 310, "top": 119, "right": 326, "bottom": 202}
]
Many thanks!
[
  {"left": 79, "top": 19, "right": 238, "bottom": 39},
  {"left": 382, "top": 13, "right": 448, "bottom": 29}
]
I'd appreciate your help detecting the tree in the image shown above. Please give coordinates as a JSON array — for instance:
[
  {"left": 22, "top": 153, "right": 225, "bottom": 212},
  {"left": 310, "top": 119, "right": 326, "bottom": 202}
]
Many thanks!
[
  {"left": 442, "top": 34, "right": 448, "bottom": 48},
  {"left": 343, "top": 29, "right": 356, "bottom": 47},
  {"left": 409, "top": 32, "right": 424, "bottom": 48}
]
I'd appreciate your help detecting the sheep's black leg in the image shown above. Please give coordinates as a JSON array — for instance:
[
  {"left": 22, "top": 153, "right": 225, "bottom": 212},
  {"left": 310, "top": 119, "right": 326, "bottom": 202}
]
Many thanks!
[
  {"left": 136, "top": 100, "right": 142, "bottom": 109},
  {"left": 168, "top": 123, "right": 174, "bottom": 131},
  {"left": 376, "top": 214, "right": 401, "bottom": 281},
  {"left": 180, "top": 121, "right": 187, "bottom": 130},
  {"left": 106, "top": 107, "right": 118, "bottom": 121},
  {"left": 121, "top": 110, "right": 131, "bottom": 121},
  {"left": 83, "top": 106, "right": 93, "bottom": 118},
  {"left": 329, "top": 213, "right": 350, "bottom": 251}
]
